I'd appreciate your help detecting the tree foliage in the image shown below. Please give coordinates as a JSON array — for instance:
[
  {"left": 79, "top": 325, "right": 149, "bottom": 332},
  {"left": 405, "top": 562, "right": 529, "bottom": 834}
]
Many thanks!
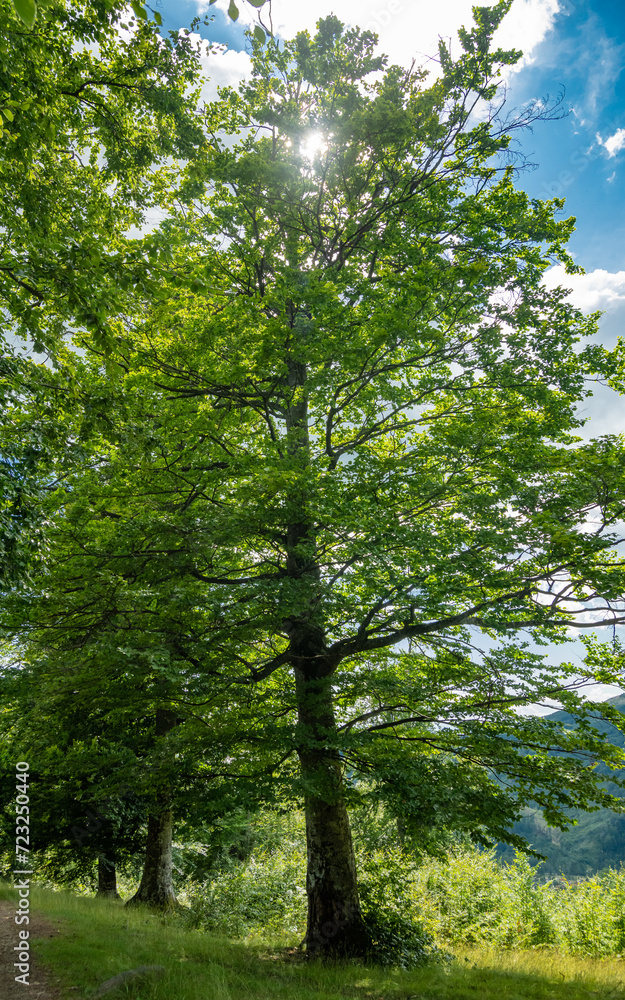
[
  {"left": 11, "top": 0, "right": 270, "bottom": 40},
  {"left": 2, "top": 0, "right": 625, "bottom": 959},
  {"left": 0, "top": 0, "right": 207, "bottom": 350}
]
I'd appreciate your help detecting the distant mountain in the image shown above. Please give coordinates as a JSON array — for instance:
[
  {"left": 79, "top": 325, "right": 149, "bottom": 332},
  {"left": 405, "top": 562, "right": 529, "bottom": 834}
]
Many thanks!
[
  {"left": 496, "top": 695, "right": 625, "bottom": 877},
  {"left": 548, "top": 693, "right": 625, "bottom": 752}
]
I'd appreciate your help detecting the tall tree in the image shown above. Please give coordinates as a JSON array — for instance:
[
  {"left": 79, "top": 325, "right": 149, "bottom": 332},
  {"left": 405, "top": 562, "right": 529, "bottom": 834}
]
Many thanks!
[
  {"left": 0, "top": 0, "right": 211, "bottom": 585},
  {"left": 0, "top": 643, "right": 149, "bottom": 894},
  {"left": 99, "top": 8, "right": 624, "bottom": 956},
  {"left": 0, "top": 357, "right": 287, "bottom": 907},
  {"left": 5, "top": 2, "right": 625, "bottom": 960}
]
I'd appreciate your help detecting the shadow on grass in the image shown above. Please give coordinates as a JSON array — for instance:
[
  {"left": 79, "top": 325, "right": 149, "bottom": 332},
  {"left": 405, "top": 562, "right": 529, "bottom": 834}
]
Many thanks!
[{"left": 1, "top": 883, "right": 623, "bottom": 1000}]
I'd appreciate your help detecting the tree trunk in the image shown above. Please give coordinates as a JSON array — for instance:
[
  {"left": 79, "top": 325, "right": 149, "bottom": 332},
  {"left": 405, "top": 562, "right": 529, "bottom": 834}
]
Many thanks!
[
  {"left": 397, "top": 815, "right": 407, "bottom": 846},
  {"left": 96, "top": 853, "right": 120, "bottom": 899},
  {"left": 294, "top": 661, "right": 369, "bottom": 958},
  {"left": 126, "top": 797, "right": 177, "bottom": 910},
  {"left": 285, "top": 327, "right": 368, "bottom": 958},
  {"left": 126, "top": 709, "right": 179, "bottom": 911}
]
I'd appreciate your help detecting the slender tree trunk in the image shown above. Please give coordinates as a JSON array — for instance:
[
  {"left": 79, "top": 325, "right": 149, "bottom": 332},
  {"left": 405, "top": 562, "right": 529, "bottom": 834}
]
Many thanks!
[
  {"left": 284, "top": 322, "right": 368, "bottom": 958},
  {"left": 397, "top": 815, "right": 407, "bottom": 846},
  {"left": 96, "top": 852, "right": 120, "bottom": 899},
  {"left": 126, "top": 796, "right": 177, "bottom": 910},
  {"left": 294, "top": 661, "right": 368, "bottom": 957},
  {"left": 126, "top": 709, "right": 178, "bottom": 911}
]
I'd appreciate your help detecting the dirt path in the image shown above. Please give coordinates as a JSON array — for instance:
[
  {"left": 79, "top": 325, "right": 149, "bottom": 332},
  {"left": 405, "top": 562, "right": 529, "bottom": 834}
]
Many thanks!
[{"left": 0, "top": 898, "right": 63, "bottom": 999}]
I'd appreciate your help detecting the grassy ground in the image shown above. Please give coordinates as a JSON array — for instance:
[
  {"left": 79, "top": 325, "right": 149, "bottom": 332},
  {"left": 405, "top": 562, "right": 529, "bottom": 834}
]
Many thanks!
[{"left": 2, "top": 882, "right": 624, "bottom": 1000}]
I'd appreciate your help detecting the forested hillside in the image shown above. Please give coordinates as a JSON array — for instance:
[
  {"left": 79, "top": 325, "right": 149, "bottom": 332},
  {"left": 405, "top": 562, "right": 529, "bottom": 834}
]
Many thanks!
[{"left": 498, "top": 694, "right": 625, "bottom": 875}]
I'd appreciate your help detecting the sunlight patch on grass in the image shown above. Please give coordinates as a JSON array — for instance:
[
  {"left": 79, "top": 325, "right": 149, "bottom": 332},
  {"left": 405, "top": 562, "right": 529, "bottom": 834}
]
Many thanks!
[
  {"left": 456, "top": 944, "right": 625, "bottom": 994},
  {"left": 2, "top": 883, "right": 625, "bottom": 1000}
]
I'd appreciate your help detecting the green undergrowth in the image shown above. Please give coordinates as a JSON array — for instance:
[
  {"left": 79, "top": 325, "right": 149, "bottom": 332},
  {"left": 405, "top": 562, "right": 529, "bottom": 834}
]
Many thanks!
[
  {"left": 172, "top": 809, "right": 625, "bottom": 961},
  {"left": 182, "top": 832, "right": 625, "bottom": 960},
  {"left": 2, "top": 882, "right": 625, "bottom": 1000}
]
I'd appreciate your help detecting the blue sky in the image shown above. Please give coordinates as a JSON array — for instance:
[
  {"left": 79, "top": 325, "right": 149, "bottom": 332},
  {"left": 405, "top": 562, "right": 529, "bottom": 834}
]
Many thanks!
[
  {"left": 154, "top": 0, "right": 625, "bottom": 275},
  {"left": 506, "top": 0, "right": 625, "bottom": 272},
  {"left": 154, "top": 0, "right": 248, "bottom": 49}
]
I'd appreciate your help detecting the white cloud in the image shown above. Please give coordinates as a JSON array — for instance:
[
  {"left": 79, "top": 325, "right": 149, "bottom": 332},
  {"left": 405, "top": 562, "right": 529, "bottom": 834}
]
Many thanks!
[
  {"left": 199, "top": 44, "right": 253, "bottom": 102},
  {"left": 493, "top": 0, "right": 560, "bottom": 73},
  {"left": 585, "top": 35, "right": 624, "bottom": 115},
  {"left": 543, "top": 264, "right": 625, "bottom": 312},
  {"left": 597, "top": 127, "right": 625, "bottom": 158},
  {"left": 543, "top": 265, "right": 625, "bottom": 440},
  {"left": 202, "top": 0, "right": 561, "bottom": 75}
]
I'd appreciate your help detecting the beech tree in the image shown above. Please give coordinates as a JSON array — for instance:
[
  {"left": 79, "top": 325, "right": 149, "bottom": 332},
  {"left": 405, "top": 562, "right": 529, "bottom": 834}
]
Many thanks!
[
  {"left": 0, "top": 704, "right": 147, "bottom": 898},
  {"left": 0, "top": 612, "right": 265, "bottom": 906},
  {"left": 94, "top": 8, "right": 624, "bottom": 956},
  {"left": 0, "top": 0, "right": 211, "bottom": 602},
  {"left": 0, "top": 360, "right": 286, "bottom": 907},
  {"left": 5, "top": 1, "right": 625, "bottom": 961}
]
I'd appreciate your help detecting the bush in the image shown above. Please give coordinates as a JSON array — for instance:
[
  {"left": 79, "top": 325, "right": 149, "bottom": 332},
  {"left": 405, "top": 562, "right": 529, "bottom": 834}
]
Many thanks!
[
  {"left": 357, "top": 849, "right": 443, "bottom": 968},
  {"left": 183, "top": 811, "right": 625, "bottom": 961},
  {"left": 410, "top": 847, "right": 625, "bottom": 958},
  {"left": 186, "top": 828, "right": 307, "bottom": 939},
  {"left": 411, "top": 848, "right": 556, "bottom": 949},
  {"left": 546, "top": 868, "right": 625, "bottom": 957}
]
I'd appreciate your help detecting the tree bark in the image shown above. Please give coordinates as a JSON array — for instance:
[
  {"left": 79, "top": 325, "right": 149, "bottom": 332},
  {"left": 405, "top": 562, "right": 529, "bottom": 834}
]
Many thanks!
[
  {"left": 281, "top": 331, "right": 368, "bottom": 957},
  {"left": 126, "top": 798, "right": 177, "bottom": 910},
  {"left": 294, "top": 659, "right": 369, "bottom": 958},
  {"left": 96, "top": 852, "right": 120, "bottom": 899},
  {"left": 126, "top": 708, "right": 179, "bottom": 911}
]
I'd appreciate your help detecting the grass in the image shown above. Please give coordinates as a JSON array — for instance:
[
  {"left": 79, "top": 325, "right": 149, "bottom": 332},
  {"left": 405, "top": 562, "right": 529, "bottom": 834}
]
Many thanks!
[{"left": 2, "top": 882, "right": 625, "bottom": 1000}]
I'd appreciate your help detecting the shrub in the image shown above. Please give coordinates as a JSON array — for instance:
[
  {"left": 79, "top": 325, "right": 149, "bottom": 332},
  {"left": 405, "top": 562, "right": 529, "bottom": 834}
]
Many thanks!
[
  {"left": 357, "top": 849, "right": 443, "bottom": 968},
  {"left": 186, "top": 837, "right": 307, "bottom": 939},
  {"left": 183, "top": 811, "right": 625, "bottom": 961},
  {"left": 412, "top": 848, "right": 556, "bottom": 949}
]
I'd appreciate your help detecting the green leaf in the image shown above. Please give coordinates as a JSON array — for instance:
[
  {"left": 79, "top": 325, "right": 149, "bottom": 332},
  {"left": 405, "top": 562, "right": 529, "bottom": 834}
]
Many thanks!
[
  {"left": 1, "top": 108, "right": 14, "bottom": 122},
  {"left": 130, "top": 1, "right": 148, "bottom": 21},
  {"left": 153, "top": 10, "right": 163, "bottom": 26},
  {"left": 253, "top": 25, "right": 265, "bottom": 44},
  {"left": 227, "top": 0, "right": 239, "bottom": 21},
  {"left": 12, "top": 0, "right": 36, "bottom": 29},
  {"left": 247, "top": 0, "right": 267, "bottom": 7}
]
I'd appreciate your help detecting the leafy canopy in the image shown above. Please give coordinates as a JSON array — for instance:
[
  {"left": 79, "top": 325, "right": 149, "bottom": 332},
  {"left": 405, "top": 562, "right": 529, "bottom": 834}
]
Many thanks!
[{"left": 4, "top": 5, "right": 625, "bottom": 859}]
